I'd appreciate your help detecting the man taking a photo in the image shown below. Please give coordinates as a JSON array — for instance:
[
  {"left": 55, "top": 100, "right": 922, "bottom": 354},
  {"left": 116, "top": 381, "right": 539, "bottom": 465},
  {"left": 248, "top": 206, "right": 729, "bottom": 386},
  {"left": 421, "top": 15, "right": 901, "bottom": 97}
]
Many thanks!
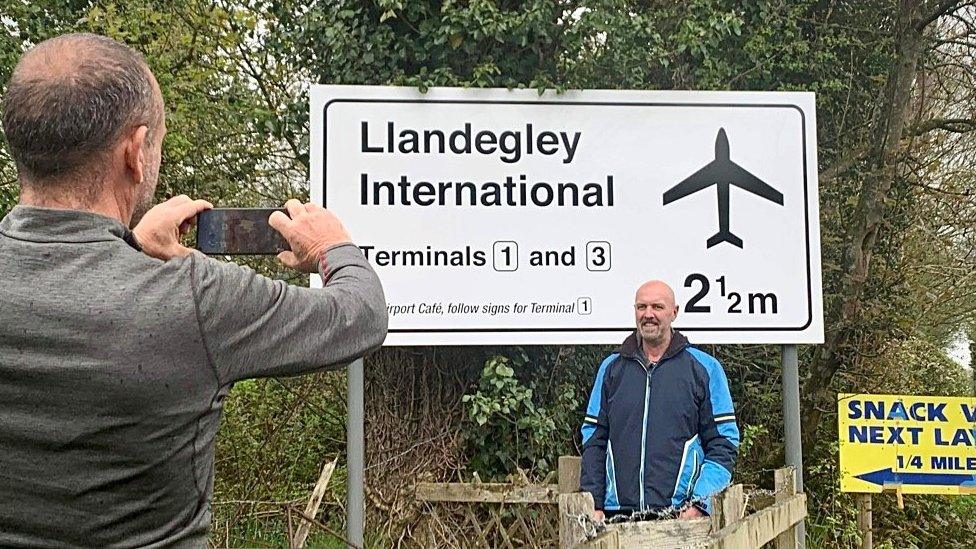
[{"left": 0, "top": 33, "right": 387, "bottom": 546}]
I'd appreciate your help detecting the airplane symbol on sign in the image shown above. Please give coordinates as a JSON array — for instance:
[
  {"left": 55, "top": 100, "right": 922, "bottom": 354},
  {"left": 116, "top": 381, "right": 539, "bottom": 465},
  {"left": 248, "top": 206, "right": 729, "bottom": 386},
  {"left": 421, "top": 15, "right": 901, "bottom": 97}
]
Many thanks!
[{"left": 663, "top": 128, "right": 784, "bottom": 249}]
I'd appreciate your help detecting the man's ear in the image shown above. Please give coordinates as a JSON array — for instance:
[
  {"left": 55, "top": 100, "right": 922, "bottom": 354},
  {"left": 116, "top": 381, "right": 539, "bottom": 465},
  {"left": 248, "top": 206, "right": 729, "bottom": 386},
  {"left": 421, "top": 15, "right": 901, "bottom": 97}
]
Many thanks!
[{"left": 122, "top": 125, "right": 150, "bottom": 185}]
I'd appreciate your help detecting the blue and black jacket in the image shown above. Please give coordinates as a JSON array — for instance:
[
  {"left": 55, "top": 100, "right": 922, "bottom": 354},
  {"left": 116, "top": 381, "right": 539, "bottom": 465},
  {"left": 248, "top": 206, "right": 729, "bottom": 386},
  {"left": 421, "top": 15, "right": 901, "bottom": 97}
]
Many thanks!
[{"left": 580, "top": 330, "right": 739, "bottom": 515}]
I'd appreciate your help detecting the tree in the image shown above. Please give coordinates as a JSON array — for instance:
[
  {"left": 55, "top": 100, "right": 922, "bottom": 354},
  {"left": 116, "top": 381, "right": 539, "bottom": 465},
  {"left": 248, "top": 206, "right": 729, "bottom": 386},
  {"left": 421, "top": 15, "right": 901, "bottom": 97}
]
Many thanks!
[{"left": 802, "top": 0, "right": 976, "bottom": 453}]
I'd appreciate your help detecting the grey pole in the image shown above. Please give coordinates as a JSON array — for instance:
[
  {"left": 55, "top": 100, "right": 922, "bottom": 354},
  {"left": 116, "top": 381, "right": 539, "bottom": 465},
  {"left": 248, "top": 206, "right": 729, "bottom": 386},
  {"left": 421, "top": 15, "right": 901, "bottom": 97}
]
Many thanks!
[
  {"left": 347, "top": 358, "right": 365, "bottom": 548},
  {"left": 781, "top": 344, "right": 806, "bottom": 547}
]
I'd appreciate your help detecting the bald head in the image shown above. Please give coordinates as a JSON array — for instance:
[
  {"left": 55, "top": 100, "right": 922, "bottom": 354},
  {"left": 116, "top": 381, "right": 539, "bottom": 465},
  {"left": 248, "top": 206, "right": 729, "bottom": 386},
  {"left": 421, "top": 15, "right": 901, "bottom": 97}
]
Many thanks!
[
  {"left": 1, "top": 33, "right": 162, "bottom": 184},
  {"left": 635, "top": 280, "right": 676, "bottom": 308}
]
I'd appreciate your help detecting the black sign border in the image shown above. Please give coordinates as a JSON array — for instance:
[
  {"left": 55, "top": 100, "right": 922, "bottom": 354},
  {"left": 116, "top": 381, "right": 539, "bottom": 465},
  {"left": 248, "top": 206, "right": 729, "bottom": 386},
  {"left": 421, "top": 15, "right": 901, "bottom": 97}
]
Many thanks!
[{"left": 323, "top": 98, "right": 815, "bottom": 334}]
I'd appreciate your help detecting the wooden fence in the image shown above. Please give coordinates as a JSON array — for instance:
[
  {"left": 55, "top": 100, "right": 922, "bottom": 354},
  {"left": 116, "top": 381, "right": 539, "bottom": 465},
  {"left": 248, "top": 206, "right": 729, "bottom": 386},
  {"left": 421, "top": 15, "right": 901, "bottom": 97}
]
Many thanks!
[
  {"left": 414, "top": 456, "right": 807, "bottom": 548},
  {"left": 414, "top": 481, "right": 560, "bottom": 547}
]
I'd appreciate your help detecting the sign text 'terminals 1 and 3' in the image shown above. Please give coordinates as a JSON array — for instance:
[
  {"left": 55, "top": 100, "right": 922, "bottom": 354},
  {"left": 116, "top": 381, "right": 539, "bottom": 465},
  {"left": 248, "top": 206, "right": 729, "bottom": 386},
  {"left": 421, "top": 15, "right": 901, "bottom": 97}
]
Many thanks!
[
  {"left": 310, "top": 86, "right": 824, "bottom": 345},
  {"left": 839, "top": 394, "right": 976, "bottom": 495}
]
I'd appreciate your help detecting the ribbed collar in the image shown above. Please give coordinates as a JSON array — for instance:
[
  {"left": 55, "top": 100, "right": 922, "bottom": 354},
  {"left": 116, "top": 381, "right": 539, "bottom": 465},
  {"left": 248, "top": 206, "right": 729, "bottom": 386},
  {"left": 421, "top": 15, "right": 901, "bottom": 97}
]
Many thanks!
[
  {"left": 618, "top": 329, "right": 689, "bottom": 363},
  {"left": 0, "top": 205, "right": 141, "bottom": 250}
]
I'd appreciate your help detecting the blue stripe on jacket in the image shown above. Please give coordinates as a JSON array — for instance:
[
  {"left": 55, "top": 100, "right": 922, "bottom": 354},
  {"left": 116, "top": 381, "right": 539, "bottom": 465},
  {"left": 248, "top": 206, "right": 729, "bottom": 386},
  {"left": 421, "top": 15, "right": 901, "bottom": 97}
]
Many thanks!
[
  {"left": 686, "top": 347, "right": 740, "bottom": 515},
  {"left": 581, "top": 353, "right": 616, "bottom": 444},
  {"left": 579, "top": 353, "right": 617, "bottom": 510}
]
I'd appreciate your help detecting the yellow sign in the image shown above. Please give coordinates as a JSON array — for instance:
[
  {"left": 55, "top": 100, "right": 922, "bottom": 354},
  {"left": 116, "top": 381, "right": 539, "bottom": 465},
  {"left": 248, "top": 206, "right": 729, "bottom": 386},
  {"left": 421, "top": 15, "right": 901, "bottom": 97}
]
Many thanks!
[{"left": 838, "top": 393, "right": 976, "bottom": 494}]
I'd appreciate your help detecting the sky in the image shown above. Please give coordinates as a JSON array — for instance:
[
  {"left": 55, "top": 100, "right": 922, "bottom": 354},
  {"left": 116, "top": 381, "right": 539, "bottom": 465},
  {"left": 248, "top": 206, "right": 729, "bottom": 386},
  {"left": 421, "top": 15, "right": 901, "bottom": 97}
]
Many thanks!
[{"left": 946, "top": 330, "right": 972, "bottom": 370}]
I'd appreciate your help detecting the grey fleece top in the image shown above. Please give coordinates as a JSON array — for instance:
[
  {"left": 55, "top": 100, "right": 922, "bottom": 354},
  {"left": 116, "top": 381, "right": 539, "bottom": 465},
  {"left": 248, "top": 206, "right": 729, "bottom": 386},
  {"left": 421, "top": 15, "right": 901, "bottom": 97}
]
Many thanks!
[{"left": 0, "top": 206, "right": 387, "bottom": 547}]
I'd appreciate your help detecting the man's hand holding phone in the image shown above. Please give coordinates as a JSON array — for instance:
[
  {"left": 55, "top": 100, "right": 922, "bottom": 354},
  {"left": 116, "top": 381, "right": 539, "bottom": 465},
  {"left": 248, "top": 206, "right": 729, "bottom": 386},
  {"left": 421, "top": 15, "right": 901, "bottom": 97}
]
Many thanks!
[
  {"left": 134, "top": 195, "right": 214, "bottom": 261},
  {"left": 269, "top": 199, "right": 351, "bottom": 273}
]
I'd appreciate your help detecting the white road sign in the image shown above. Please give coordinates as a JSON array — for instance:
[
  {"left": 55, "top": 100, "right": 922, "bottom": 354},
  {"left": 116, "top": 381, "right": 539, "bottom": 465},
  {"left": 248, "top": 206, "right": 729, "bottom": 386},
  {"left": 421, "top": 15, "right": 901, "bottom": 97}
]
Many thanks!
[{"left": 310, "top": 86, "right": 823, "bottom": 345}]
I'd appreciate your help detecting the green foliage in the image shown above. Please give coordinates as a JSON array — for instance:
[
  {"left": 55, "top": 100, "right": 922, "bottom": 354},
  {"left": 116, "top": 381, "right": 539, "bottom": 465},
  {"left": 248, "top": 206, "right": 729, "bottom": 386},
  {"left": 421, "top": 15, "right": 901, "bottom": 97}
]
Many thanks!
[
  {"left": 0, "top": 0, "right": 305, "bottom": 216},
  {"left": 462, "top": 352, "right": 561, "bottom": 475},
  {"left": 213, "top": 375, "right": 349, "bottom": 546},
  {"left": 736, "top": 422, "right": 768, "bottom": 464},
  {"left": 456, "top": 345, "right": 608, "bottom": 483}
]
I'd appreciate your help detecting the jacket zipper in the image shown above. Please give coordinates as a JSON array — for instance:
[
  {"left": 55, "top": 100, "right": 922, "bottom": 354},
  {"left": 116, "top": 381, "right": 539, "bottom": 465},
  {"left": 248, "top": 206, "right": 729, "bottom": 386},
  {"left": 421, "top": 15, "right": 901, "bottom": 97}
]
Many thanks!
[
  {"left": 640, "top": 372, "right": 651, "bottom": 511},
  {"left": 638, "top": 357, "right": 653, "bottom": 511},
  {"left": 634, "top": 335, "right": 684, "bottom": 512}
]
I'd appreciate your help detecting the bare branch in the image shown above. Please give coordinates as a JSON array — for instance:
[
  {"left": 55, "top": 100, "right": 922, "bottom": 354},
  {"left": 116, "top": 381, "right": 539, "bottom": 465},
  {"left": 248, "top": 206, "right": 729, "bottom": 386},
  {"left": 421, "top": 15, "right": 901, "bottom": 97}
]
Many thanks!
[
  {"left": 910, "top": 117, "right": 976, "bottom": 134},
  {"left": 916, "top": 0, "right": 972, "bottom": 32}
]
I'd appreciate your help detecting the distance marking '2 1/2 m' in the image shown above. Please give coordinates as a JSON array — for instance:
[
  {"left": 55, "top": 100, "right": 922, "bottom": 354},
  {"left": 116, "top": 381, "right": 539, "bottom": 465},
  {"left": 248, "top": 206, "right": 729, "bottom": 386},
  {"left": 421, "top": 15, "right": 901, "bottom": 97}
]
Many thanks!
[{"left": 683, "top": 273, "right": 779, "bottom": 314}]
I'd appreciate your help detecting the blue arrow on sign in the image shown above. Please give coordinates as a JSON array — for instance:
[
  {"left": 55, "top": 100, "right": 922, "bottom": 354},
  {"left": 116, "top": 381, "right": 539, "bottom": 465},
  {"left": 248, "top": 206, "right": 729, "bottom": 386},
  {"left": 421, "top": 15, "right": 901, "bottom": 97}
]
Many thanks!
[{"left": 856, "top": 468, "right": 976, "bottom": 487}]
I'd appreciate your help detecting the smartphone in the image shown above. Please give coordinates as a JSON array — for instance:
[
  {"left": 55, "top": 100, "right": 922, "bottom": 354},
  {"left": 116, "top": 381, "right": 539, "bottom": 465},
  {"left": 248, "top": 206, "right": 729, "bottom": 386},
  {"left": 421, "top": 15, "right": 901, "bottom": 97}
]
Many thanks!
[{"left": 195, "top": 208, "right": 290, "bottom": 255}]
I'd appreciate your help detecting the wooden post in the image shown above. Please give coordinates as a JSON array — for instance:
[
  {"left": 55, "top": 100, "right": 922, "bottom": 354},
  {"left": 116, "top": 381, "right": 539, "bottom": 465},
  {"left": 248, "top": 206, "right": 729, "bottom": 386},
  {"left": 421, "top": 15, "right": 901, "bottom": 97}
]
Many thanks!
[
  {"left": 775, "top": 467, "right": 799, "bottom": 549},
  {"left": 857, "top": 493, "right": 873, "bottom": 549},
  {"left": 706, "top": 493, "right": 807, "bottom": 549},
  {"left": 710, "top": 483, "right": 744, "bottom": 531},
  {"left": 559, "top": 491, "right": 595, "bottom": 548},
  {"left": 881, "top": 485, "right": 905, "bottom": 509},
  {"left": 578, "top": 530, "right": 619, "bottom": 549},
  {"left": 293, "top": 458, "right": 338, "bottom": 548},
  {"left": 559, "top": 455, "right": 582, "bottom": 494},
  {"left": 723, "top": 484, "right": 745, "bottom": 527}
]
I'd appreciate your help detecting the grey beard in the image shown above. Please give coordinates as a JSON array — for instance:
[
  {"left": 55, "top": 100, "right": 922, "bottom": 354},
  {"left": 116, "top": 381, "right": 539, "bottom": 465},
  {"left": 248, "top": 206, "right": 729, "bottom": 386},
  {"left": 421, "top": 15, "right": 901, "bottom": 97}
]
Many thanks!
[{"left": 639, "top": 324, "right": 667, "bottom": 345}]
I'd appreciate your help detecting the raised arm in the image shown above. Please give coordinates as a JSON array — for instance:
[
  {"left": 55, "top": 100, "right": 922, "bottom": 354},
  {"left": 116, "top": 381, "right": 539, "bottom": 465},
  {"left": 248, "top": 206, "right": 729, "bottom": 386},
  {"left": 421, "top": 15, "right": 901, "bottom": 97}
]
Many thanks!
[{"left": 189, "top": 200, "right": 388, "bottom": 384}]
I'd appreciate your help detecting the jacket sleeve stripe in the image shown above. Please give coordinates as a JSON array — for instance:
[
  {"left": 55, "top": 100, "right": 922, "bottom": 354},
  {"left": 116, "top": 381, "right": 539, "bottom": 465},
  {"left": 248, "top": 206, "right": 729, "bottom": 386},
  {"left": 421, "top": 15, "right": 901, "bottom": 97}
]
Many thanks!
[
  {"left": 687, "top": 347, "right": 740, "bottom": 448},
  {"left": 717, "top": 421, "right": 739, "bottom": 442},
  {"left": 685, "top": 346, "right": 740, "bottom": 516},
  {"left": 580, "top": 354, "right": 616, "bottom": 444}
]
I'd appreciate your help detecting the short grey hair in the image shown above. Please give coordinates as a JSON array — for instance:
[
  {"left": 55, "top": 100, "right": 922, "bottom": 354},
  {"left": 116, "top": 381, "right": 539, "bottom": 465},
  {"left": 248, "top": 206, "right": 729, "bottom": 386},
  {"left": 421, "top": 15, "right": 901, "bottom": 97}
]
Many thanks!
[{"left": 1, "top": 33, "right": 161, "bottom": 182}]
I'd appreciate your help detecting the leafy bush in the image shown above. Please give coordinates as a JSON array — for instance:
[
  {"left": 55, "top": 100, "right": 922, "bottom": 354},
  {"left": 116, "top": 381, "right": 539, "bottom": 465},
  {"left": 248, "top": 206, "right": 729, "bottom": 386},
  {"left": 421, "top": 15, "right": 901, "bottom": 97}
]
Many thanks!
[{"left": 462, "top": 353, "right": 560, "bottom": 476}]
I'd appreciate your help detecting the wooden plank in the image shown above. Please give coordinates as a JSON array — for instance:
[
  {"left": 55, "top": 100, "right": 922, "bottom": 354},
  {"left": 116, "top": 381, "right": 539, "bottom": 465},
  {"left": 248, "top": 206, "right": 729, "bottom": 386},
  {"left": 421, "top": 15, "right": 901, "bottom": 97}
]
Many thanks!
[
  {"left": 857, "top": 493, "right": 873, "bottom": 549},
  {"left": 416, "top": 482, "right": 559, "bottom": 504},
  {"left": 292, "top": 457, "right": 337, "bottom": 549},
  {"left": 558, "top": 492, "right": 594, "bottom": 548},
  {"left": 722, "top": 484, "right": 744, "bottom": 527},
  {"left": 706, "top": 494, "right": 807, "bottom": 549},
  {"left": 610, "top": 518, "right": 711, "bottom": 548},
  {"left": 579, "top": 529, "right": 620, "bottom": 548},
  {"left": 710, "top": 495, "right": 723, "bottom": 532},
  {"left": 559, "top": 455, "right": 582, "bottom": 494},
  {"left": 775, "top": 467, "right": 799, "bottom": 549}
]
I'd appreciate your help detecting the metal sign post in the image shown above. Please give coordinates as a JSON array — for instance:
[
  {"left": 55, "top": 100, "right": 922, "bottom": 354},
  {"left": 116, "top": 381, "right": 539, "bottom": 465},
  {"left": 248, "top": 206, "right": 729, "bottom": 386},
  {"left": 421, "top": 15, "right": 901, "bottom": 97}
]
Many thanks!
[
  {"left": 781, "top": 344, "right": 806, "bottom": 547},
  {"left": 347, "top": 358, "right": 364, "bottom": 547}
]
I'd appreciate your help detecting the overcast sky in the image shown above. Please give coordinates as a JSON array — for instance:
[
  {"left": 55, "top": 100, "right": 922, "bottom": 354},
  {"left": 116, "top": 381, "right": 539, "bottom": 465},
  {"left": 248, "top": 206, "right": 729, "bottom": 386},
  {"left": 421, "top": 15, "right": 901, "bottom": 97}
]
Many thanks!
[{"left": 947, "top": 330, "right": 972, "bottom": 370}]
